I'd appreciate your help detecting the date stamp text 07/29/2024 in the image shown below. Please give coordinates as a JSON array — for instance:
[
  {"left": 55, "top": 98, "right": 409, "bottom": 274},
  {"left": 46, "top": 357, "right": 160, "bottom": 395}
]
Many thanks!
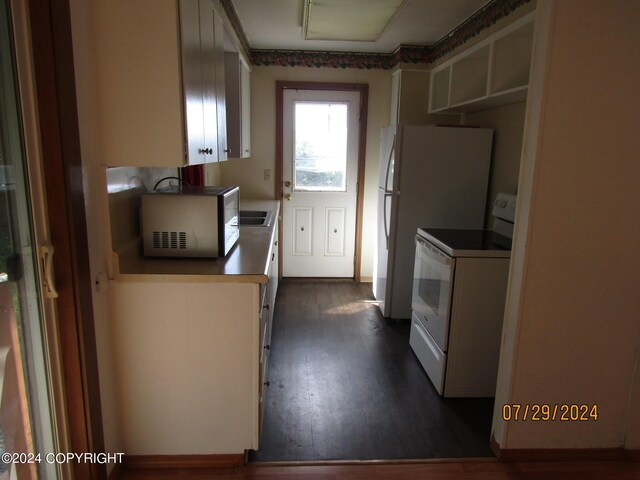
[{"left": 502, "top": 404, "right": 599, "bottom": 422}]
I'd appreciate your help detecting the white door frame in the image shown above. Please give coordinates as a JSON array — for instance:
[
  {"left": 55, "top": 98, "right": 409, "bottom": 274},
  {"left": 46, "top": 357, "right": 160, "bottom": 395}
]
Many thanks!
[{"left": 276, "top": 81, "right": 369, "bottom": 281}]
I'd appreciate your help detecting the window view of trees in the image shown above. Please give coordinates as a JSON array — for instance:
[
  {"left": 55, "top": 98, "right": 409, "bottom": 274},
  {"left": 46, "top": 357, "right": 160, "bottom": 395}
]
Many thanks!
[{"left": 294, "top": 102, "right": 348, "bottom": 191}]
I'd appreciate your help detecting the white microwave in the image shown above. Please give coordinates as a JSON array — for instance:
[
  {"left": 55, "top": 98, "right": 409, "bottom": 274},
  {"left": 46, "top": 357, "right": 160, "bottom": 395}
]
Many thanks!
[{"left": 141, "top": 185, "right": 239, "bottom": 258}]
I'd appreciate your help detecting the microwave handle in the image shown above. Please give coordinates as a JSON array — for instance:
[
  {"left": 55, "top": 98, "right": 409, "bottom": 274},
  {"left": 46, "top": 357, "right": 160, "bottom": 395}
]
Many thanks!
[{"left": 415, "top": 235, "right": 452, "bottom": 267}]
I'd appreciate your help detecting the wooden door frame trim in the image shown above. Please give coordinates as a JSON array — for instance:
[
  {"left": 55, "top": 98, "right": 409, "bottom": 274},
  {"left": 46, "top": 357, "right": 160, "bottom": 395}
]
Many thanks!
[
  {"left": 275, "top": 81, "right": 369, "bottom": 282},
  {"left": 27, "top": 0, "right": 106, "bottom": 478}
]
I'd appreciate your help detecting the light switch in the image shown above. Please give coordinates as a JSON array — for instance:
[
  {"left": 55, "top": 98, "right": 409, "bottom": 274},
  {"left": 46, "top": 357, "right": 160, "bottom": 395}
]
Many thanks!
[{"left": 264, "top": 169, "right": 272, "bottom": 181}]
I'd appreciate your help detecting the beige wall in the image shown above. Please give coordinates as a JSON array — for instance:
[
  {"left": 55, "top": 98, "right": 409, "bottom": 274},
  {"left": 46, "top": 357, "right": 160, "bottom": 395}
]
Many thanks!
[
  {"left": 464, "top": 102, "right": 526, "bottom": 225},
  {"left": 494, "top": 0, "right": 640, "bottom": 450},
  {"left": 220, "top": 66, "right": 391, "bottom": 280}
]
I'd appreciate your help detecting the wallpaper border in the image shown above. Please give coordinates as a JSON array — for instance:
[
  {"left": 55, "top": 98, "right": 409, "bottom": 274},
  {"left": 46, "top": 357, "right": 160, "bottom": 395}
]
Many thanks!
[{"left": 223, "top": 0, "right": 532, "bottom": 69}]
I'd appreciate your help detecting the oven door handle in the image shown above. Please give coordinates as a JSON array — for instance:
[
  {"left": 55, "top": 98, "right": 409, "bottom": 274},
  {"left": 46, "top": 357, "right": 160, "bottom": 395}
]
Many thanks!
[{"left": 415, "top": 236, "right": 453, "bottom": 266}]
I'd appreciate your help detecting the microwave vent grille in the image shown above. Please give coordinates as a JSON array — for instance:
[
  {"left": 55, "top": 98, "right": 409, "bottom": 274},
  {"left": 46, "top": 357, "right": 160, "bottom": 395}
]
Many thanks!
[{"left": 152, "top": 231, "right": 187, "bottom": 250}]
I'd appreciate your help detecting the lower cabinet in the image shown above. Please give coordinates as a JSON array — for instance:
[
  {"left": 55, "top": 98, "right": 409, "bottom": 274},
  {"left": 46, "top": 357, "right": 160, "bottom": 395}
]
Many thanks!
[
  {"left": 110, "top": 279, "right": 269, "bottom": 454},
  {"left": 259, "top": 223, "right": 278, "bottom": 431}
]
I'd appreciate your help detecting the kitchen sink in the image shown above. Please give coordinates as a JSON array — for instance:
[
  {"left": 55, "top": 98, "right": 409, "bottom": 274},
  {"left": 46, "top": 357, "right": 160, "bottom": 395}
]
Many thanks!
[{"left": 238, "top": 210, "right": 273, "bottom": 227}]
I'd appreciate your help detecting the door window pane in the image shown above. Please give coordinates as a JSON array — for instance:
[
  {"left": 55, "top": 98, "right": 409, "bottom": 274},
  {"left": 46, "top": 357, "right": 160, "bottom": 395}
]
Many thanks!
[{"left": 294, "top": 102, "right": 348, "bottom": 192}]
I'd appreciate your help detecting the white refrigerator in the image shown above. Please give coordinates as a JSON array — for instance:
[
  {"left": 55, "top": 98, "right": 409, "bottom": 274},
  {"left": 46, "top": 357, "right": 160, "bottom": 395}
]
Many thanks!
[{"left": 373, "top": 125, "right": 494, "bottom": 319}]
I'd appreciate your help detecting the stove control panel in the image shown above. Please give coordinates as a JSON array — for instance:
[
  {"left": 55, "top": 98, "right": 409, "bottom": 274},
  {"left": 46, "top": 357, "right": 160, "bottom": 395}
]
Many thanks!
[{"left": 492, "top": 193, "right": 517, "bottom": 222}]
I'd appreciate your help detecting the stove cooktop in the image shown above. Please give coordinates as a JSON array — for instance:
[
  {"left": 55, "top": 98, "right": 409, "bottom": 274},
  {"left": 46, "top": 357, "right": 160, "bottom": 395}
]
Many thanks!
[{"left": 417, "top": 228, "right": 512, "bottom": 258}]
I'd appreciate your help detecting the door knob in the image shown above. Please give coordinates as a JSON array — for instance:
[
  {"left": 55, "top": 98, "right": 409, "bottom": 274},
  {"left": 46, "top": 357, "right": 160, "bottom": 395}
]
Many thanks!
[
  {"left": 285, "top": 194, "right": 292, "bottom": 201},
  {"left": 284, "top": 181, "right": 291, "bottom": 188}
]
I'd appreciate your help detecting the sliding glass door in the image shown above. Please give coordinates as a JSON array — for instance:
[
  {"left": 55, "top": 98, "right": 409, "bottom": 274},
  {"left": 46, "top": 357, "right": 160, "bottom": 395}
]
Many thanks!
[{"left": 1, "top": 0, "right": 59, "bottom": 477}]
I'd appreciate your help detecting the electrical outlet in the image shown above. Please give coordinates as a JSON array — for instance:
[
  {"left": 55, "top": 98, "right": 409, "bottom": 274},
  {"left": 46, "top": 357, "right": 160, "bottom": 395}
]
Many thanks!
[{"left": 264, "top": 169, "right": 272, "bottom": 181}]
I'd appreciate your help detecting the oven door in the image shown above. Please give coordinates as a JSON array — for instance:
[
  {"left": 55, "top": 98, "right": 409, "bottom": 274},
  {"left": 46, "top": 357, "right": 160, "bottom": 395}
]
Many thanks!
[{"left": 411, "top": 234, "right": 455, "bottom": 351}]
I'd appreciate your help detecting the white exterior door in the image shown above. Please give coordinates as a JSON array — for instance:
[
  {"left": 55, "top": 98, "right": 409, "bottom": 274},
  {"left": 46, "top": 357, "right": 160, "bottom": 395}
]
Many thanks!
[{"left": 282, "top": 89, "right": 360, "bottom": 277}]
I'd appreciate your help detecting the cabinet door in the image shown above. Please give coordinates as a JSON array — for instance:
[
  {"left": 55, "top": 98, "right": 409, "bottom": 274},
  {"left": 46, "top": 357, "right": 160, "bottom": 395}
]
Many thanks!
[
  {"left": 213, "top": 10, "right": 228, "bottom": 161},
  {"left": 199, "top": 0, "right": 219, "bottom": 163},
  {"left": 224, "top": 52, "right": 241, "bottom": 157},
  {"left": 225, "top": 53, "right": 251, "bottom": 158},
  {"left": 240, "top": 61, "right": 251, "bottom": 157},
  {"left": 94, "top": 0, "right": 185, "bottom": 167},
  {"left": 180, "top": 0, "right": 207, "bottom": 165}
]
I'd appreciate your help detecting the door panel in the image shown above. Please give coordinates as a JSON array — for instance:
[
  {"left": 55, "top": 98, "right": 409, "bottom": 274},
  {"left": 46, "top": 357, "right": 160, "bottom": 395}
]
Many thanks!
[
  {"left": 293, "top": 207, "right": 312, "bottom": 256},
  {"left": 282, "top": 90, "right": 359, "bottom": 277},
  {"left": 324, "top": 208, "right": 345, "bottom": 256}
]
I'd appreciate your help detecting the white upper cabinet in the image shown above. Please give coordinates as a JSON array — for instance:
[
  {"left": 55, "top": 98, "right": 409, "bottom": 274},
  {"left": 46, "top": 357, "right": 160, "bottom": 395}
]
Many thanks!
[
  {"left": 93, "top": 0, "right": 227, "bottom": 167},
  {"left": 212, "top": 10, "right": 228, "bottom": 162},
  {"left": 429, "top": 12, "right": 535, "bottom": 114},
  {"left": 182, "top": 0, "right": 211, "bottom": 165},
  {"left": 225, "top": 51, "right": 251, "bottom": 158}
]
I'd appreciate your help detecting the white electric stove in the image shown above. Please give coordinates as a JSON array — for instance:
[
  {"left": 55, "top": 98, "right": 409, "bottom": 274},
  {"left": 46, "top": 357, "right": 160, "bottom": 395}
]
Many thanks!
[{"left": 409, "top": 193, "right": 516, "bottom": 397}]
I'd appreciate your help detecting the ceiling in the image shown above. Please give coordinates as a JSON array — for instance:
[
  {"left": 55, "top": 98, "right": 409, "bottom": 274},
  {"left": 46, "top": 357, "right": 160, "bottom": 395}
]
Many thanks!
[{"left": 231, "top": 0, "right": 490, "bottom": 53}]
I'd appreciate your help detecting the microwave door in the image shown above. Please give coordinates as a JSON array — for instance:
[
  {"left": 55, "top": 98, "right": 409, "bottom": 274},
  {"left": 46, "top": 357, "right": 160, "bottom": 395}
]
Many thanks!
[
  {"left": 412, "top": 235, "right": 455, "bottom": 351},
  {"left": 222, "top": 190, "right": 240, "bottom": 255}
]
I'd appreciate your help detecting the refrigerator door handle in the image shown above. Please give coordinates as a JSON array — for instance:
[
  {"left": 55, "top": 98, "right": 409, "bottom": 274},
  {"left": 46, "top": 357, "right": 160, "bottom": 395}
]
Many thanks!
[
  {"left": 384, "top": 136, "right": 396, "bottom": 191},
  {"left": 382, "top": 191, "right": 399, "bottom": 250},
  {"left": 383, "top": 193, "right": 389, "bottom": 250}
]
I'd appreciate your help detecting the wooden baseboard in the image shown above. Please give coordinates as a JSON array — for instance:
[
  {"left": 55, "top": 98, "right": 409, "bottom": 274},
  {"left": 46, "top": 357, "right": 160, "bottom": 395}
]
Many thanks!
[
  {"left": 124, "top": 454, "right": 245, "bottom": 469},
  {"left": 491, "top": 436, "right": 640, "bottom": 462}
]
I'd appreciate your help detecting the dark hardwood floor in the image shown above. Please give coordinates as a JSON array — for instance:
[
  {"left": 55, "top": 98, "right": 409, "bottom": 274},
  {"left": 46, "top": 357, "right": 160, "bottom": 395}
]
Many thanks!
[
  {"left": 118, "top": 281, "right": 640, "bottom": 479},
  {"left": 249, "top": 280, "right": 495, "bottom": 462}
]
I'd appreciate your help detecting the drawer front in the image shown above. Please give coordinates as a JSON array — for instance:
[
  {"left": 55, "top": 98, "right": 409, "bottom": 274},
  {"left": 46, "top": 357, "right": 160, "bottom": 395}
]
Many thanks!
[{"left": 409, "top": 313, "right": 446, "bottom": 395}]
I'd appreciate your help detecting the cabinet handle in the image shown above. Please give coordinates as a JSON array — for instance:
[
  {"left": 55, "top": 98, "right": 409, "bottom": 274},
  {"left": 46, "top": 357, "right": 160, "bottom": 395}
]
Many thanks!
[
  {"left": 199, "top": 147, "right": 213, "bottom": 155},
  {"left": 263, "top": 344, "right": 270, "bottom": 350},
  {"left": 271, "top": 252, "right": 275, "bottom": 261},
  {"left": 264, "top": 381, "right": 270, "bottom": 387},
  {"left": 224, "top": 148, "right": 231, "bottom": 153},
  {"left": 263, "top": 303, "right": 270, "bottom": 310}
]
